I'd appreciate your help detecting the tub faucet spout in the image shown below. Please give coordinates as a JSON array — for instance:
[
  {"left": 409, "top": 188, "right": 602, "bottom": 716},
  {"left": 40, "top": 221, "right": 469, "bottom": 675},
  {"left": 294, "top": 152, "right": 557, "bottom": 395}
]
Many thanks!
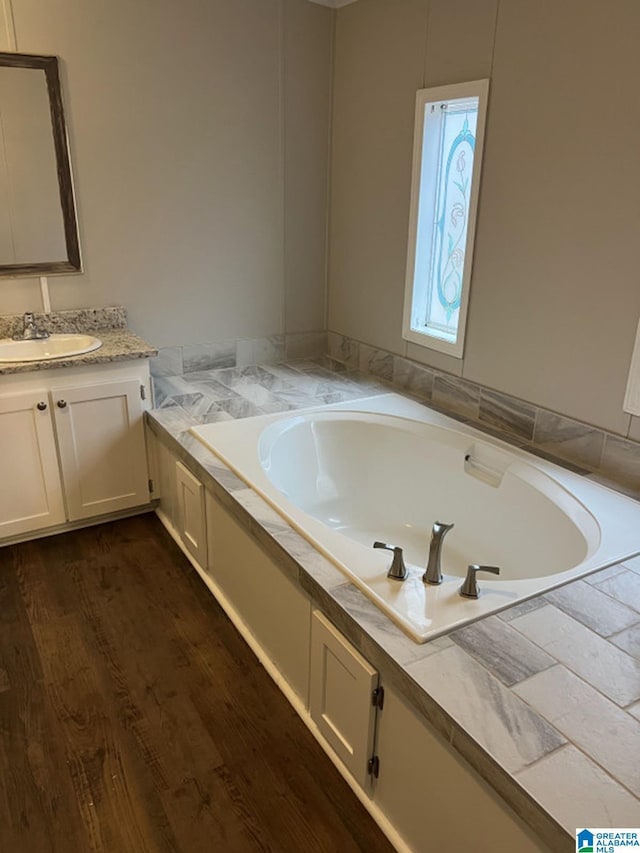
[{"left": 423, "top": 521, "right": 454, "bottom": 585}]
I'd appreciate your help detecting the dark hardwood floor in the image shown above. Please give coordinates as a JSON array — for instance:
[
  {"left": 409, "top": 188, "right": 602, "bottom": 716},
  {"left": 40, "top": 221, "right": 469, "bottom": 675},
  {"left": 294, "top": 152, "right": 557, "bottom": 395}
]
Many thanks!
[{"left": 0, "top": 514, "right": 394, "bottom": 853}]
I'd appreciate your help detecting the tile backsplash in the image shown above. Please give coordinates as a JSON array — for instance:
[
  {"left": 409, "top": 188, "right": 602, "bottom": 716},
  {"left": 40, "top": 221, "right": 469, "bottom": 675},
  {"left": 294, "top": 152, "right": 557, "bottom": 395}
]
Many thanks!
[
  {"left": 151, "top": 326, "right": 638, "bottom": 498},
  {"left": 329, "top": 331, "right": 640, "bottom": 499},
  {"left": 151, "top": 331, "right": 327, "bottom": 378}
]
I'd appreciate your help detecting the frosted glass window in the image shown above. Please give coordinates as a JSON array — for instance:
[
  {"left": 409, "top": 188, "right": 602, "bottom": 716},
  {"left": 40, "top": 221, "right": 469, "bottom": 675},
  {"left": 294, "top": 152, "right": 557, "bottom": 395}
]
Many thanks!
[{"left": 403, "top": 80, "right": 489, "bottom": 358}]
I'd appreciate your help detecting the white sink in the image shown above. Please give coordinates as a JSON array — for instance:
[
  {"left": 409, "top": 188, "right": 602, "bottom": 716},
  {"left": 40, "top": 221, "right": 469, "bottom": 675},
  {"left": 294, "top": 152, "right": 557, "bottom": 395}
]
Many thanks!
[{"left": 0, "top": 333, "right": 103, "bottom": 363}]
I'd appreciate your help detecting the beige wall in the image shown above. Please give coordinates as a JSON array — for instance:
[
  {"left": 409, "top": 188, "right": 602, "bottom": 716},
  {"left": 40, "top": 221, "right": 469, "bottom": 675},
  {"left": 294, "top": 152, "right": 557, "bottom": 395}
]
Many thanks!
[
  {"left": 0, "top": 0, "right": 332, "bottom": 346},
  {"left": 328, "top": 0, "right": 640, "bottom": 435}
]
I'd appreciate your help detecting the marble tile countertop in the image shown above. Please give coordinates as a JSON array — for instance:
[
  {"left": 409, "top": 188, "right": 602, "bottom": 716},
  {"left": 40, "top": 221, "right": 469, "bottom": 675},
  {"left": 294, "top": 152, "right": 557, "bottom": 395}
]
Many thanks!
[
  {"left": 0, "top": 307, "right": 157, "bottom": 375},
  {"left": 145, "top": 360, "right": 640, "bottom": 853}
]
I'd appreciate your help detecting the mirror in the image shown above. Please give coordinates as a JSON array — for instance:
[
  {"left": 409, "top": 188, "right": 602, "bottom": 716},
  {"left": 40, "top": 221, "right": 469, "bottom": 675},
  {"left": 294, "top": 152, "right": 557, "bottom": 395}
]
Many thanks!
[{"left": 0, "top": 51, "right": 80, "bottom": 277}]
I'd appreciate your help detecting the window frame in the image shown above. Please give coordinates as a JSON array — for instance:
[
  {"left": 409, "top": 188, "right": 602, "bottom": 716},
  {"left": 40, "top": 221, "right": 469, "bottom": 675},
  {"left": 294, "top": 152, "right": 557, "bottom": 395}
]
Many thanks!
[{"left": 402, "top": 79, "right": 490, "bottom": 359}]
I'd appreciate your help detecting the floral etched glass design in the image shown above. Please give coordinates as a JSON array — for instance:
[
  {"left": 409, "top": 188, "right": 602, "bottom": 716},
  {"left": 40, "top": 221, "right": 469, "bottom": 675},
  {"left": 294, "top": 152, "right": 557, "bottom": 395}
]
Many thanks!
[
  {"left": 424, "top": 101, "right": 478, "bottom": 337},
  {"left": 404, "top": 81, "right": 488, "bottom": 358}
]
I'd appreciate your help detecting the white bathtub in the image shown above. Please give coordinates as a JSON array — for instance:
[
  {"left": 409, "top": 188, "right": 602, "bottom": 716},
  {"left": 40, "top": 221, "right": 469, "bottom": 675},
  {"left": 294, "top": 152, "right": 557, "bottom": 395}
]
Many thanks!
[{"left": 191, "top": 394, "right": 640, "bottom": 642}]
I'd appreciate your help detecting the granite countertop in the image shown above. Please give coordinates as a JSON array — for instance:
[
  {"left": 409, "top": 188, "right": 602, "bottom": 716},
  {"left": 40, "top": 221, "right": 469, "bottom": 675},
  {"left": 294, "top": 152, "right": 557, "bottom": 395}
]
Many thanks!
[
  {"left": 145, "top": 360, "right": 640, "bottom": 853},
  {"left": 0, "top": 307, "right": 157, "bottom": 375}
]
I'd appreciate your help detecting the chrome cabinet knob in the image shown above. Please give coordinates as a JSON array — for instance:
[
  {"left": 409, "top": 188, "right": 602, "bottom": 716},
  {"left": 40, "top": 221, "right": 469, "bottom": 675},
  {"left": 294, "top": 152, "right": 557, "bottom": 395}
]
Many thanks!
[
  {"left": 57, "top": 400, "right": 67, "bottom": 409},
  {"left": 36, "top": 401, "right": 47, "bottom": 411}
]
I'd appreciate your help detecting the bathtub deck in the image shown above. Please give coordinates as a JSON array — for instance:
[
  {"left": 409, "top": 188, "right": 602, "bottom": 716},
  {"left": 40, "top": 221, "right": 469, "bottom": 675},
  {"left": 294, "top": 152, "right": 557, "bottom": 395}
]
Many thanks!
[{"left": 147, "top": 360, "right": 640, "bottom": 851}]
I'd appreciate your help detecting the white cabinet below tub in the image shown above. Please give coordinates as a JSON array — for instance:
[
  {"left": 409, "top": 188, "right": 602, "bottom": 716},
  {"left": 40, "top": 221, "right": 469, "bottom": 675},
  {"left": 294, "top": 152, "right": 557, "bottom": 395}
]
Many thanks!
[
  {"left": 0, "top": 361, "right": 152, "bottom": 542},
  {"left": 175, "top": 460, "right": 208, "bottom": 569},
  {"left": 310, "top": 609, "right": 380, "bottom": 790},
  {"left": 205, "top": 490, "right": 311, "bottom": 705}
]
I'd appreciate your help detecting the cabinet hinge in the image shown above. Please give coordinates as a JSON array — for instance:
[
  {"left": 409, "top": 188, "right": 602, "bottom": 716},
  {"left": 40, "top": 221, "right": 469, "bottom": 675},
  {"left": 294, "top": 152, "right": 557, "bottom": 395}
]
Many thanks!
[
  {"left": 140, "top": 385, "right": 147, "bottom": 400},
  {"left": 148, "top": 479, "right": 154, "bottom": 494},
  {"left": 367, "top": 755, "right": 380, "bottom": 778},
  {"left": 372, "top": 685, "right": 384, "bottom": 710}
]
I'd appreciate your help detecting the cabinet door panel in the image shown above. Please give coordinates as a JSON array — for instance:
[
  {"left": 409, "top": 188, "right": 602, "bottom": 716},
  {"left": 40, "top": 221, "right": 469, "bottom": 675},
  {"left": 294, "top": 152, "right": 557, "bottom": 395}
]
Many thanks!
[
  {"left": 175, "top": 461, "right": 207, "bottom": 568},
  {"left": 0, "top": 391, "right": 65, "bottom": 537},
  {"left": 206, "top": 491, "right": 311, "bottom": 704},
  {"left": 310, "top": 609, "right": 378, "bottom": 789},
  {"left": 53, "top": 379, "right": 149, "bottom": 520}
]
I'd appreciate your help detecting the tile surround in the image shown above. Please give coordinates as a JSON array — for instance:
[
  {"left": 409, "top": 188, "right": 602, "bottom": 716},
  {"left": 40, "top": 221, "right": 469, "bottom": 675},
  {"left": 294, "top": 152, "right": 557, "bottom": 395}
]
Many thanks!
[
  {"left": 544, "top": 580, "right": 639, "bottom": 637},
  {"left": 151, "top": 331, "right": 327, "bottom": 379},
  {"left": 329, "top": 331, "right": 640, "bottom": 497},
  {"left": 432, "top": 373, "right": 480, "bottom": 419},
  {"left": 592, "top": 569, "right": 640, "bottom": 613},
  {"left": 406, "top": 645, "right": 566, "bottom": 773},
  {"left": 147, "top": 358, "right": 640, "bottom": 848},
  {"left": 609, "top": 624, "right": 640, "bottom": 659},
  {"left": 533, "top": 410, "right": 605, "bottom": 470},
  {"left": 182, "top": 341, "right": 237, "bottom": 373},
  {"left": 515, "top": 746, "right": 640, "bottom": 830},
  {"left": 479, "top": 388, "right": 536, "bottom": 442},
  {"left": 449, "top": 616, "right": 556, "bottom": 687},
  {"left": 623, "top": 555, "right": 640, "bottom": 574},
  {"left": 156, "top": 326, "right": 640, "bottom": 497},
  {"left": 628, "top": 702, "right": 640, "bottom": 721},
  {"left": 512, "top": 605, "right": 640, "bottom": 707},
  {"left": 513, "top": 665, "right": 640, "bottom": 797}
]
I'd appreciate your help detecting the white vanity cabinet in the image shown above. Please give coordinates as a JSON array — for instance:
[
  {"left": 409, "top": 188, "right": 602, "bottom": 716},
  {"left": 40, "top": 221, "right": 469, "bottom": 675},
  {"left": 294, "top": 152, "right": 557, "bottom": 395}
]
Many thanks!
[
  {"left": 0, "top": 389, "right": 66, "bottom": 538},
  {"left": 0, "top": 361, "right": 152, "bottom": 542}
]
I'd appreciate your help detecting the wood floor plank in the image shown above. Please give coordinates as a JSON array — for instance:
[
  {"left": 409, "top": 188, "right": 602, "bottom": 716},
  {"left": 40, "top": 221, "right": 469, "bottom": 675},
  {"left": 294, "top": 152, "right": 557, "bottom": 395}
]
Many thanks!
[
  {"left": 161, "top": 773, "right": 271, "bottom": 853},
  {"left": 0, "top": 515, "right": 394, "bottom": 852},
  {"left": 0, "top": 550, "right": 90, "bottom": 853}
]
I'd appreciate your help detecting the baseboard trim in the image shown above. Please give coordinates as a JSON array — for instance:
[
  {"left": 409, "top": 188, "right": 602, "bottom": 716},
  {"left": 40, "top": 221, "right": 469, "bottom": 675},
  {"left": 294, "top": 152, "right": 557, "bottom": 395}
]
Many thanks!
[{"left": 1, "top": 502, "right": 157, "bottom": 548}]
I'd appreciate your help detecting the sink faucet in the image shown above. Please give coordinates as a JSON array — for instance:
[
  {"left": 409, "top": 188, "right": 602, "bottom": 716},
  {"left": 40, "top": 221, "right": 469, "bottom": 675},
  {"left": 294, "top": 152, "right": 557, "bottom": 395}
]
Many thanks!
[
  {"left": 422, "top": 521, "right": 455, "bottom": 585},
  {"left": 13, "top": 312, "right": 49, "bottom": 341}
]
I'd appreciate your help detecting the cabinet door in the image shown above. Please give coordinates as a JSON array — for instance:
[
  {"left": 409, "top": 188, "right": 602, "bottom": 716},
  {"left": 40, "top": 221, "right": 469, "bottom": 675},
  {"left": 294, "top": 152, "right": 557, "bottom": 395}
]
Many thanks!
[
  {"left": 309, "top": 610, "right": 378, "bottom": 789},
  {"left": 52, "top": 379, "right": 149, "bottom": 521},
  {"left": 0, "top": 391, "right": 65, "bottom": 538},
  {"left": 175, "top": 461, "right": 207, "bottom": 569}
]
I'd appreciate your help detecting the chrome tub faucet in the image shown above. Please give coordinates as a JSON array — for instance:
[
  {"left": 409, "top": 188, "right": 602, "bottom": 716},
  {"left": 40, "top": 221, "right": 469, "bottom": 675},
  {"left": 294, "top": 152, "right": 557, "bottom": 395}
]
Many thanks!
[
  {"left": 460, "top": 564, "right": 501, "bottom": 598},
  {"left": 373, "top": 541, "right": 408, "bottom": 581},
  {"left": 423, "top": 521, "right": 454, "bottom": 585}
]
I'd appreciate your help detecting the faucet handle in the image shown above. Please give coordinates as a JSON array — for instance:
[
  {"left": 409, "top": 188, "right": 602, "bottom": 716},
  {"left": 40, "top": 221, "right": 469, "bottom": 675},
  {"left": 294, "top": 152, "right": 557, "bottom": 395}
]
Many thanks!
[
  {"left": 459, "top": 564, "right": 501, "bottom": 598},
  {"left": 373, "top": 541, "right": 408, "bottom": 581}
]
